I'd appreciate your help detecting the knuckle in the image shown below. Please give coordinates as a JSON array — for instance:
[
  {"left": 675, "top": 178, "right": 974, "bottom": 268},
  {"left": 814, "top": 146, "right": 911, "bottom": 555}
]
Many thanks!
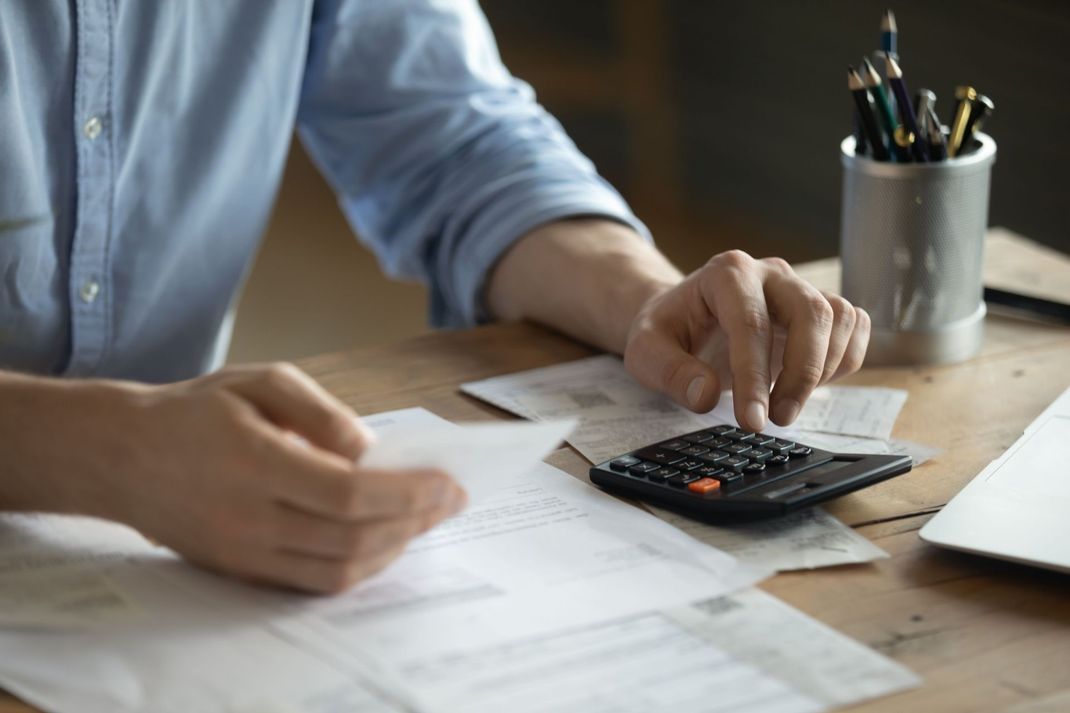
[
  {"left": 708, "top": 249, "right": 753, "bottom": 272},
  {"left": 804, "top": 294, "right": 834, "bottom": 325},
  {"left": 761, "top": 256, "right": 793, "bottom": 274},
  {"left": 263, "top": 361, "right": 302, "bottom": 387},
  {"left": 827, "top": 294, "right": 853, "bottom": 318}
]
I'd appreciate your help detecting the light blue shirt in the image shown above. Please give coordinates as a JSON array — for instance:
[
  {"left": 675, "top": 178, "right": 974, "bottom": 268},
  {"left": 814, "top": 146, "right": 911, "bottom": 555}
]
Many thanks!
[{"left": 0, "top": 0, "right": 645, "bottom": 382}]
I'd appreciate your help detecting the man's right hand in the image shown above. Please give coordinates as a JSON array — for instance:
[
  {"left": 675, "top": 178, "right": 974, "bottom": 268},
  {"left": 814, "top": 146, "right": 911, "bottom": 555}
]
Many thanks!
[{"left": 0, "top": 364, "right": 466, "bottom": 594}]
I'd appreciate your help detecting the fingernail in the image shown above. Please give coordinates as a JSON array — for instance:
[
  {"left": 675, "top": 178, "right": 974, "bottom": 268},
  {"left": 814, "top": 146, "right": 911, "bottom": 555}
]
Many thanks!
[
  {"left": 745, "top": 401, "right": 766, "bottom": 431},
  {"left": 774, "top": 399, "right": 801, "bottom": 425},
  {"left": 686, "top": 376, "right": 707, "bottom": 408}
]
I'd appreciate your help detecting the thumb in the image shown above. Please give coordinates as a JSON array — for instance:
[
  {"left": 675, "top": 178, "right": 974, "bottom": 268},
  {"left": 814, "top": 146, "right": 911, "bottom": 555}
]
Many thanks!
[{"left": 624, "top": 328, "right": 721, "bottom": 413}]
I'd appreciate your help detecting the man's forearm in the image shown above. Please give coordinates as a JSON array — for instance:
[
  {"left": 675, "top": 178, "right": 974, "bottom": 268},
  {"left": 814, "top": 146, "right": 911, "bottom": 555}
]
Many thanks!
[
  {"left": 485, "top": 219, "right": 683, "bottom": 353},
  {"left": 0, "top": 372, "right": 135, "bottom": 515}
]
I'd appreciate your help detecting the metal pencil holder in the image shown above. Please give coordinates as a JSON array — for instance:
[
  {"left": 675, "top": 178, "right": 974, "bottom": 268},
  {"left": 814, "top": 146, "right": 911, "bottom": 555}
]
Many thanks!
[{"left": 839, "top": 133, "right": 996, "bottom": 365}]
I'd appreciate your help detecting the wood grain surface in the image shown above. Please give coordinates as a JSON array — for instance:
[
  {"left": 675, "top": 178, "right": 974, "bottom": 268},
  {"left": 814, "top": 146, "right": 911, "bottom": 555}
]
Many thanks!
[{"left": 3, "top": 230, "right": 1067, "bottom": 711}]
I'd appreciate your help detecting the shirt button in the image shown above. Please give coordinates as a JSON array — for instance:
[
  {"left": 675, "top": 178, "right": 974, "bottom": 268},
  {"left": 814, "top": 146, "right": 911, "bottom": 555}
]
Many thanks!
[
  {"left": 79, "top": 280, "right": 101, "bottom": 304},
  {"left": 83, "top": 116, "right": 103, "bottom": 140}
]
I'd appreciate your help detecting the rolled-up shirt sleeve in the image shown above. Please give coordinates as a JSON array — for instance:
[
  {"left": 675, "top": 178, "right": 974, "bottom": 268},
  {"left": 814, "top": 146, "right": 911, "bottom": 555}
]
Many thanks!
[{"left": 296, "top": 0, "right": 650, "bottom": 327}]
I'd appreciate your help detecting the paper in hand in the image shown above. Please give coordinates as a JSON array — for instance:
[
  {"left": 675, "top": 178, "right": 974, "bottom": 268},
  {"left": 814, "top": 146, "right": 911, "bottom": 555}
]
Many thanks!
[{"left": 360, "top": 409, "right": 577, "bottom": 502}]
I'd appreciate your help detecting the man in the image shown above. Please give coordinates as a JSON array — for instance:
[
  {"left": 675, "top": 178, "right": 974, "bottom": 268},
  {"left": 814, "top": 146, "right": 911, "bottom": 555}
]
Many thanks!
[{"left": 0, "top": 1, "right": 869, "bottom": 593}]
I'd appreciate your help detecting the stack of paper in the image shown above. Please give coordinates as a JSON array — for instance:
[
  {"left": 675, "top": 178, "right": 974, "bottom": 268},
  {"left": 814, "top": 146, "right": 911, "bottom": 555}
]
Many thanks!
[{"left": 0, "top": 409, "right": 919, "bottom": 712}]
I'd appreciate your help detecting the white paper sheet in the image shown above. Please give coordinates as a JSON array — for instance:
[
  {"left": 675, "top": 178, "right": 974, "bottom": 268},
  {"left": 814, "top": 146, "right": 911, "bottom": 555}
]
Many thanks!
[
  {"left": 285, "top": 457, "right": 769, "bottom": 664},
  {"left": 461, "top": 355, "right": 917, "bottom": 464},
  {"left": 0, "top": 516, "right": 405, "bottom": 713},
  {"left": 666, "top": 589, "right": 920, "bottom": 708},
  {"left": 361, "top": 408, "right": 576, "bottom": 502},
  {"left": 0, "top": 514, "right": 153, "bottom": 629},
  {"left": 0, "top": 408, "right": 918, "bottom": 713},
  {"left": 708, "top": 388, "right": 908, "bottom": 440},
  {"left": 647, "top": 506, "right": 889, "bottom": 572}
]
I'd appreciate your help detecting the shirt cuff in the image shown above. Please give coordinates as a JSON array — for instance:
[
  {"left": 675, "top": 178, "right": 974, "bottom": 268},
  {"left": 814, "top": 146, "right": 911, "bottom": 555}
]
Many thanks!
[{"left": 433, "top": 184, "right": 651, "bottom": 328}]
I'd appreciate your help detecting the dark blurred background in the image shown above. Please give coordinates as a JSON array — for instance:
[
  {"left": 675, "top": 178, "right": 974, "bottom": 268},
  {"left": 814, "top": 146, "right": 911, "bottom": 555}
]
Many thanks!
[
  {"left": 230, "top": 0, "right": 1069, "bottom": 363},
  {"left": 482, "top": 0, "right": 1069, "bottom": 266}
]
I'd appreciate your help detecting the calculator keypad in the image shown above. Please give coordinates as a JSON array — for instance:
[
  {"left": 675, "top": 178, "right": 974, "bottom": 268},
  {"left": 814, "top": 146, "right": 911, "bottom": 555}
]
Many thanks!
[{"left": 613, "top": 428, "right": 812, "bottom": 497}]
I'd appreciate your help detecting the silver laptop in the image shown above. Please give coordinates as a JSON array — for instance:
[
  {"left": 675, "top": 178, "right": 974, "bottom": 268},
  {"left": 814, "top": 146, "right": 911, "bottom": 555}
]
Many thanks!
[{"left": 920, "top": 386, "right": 1070, "bottom": 574}]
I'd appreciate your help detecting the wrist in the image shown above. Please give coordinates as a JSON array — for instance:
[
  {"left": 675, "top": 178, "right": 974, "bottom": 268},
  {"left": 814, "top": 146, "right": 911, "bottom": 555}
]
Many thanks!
[{"left": 0, "top": 373, "right": 149, "bottom": 519}]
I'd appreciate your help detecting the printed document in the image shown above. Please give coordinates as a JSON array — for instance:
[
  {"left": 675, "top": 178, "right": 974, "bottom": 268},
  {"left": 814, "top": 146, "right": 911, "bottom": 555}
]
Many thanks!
[{"left": 0, "top": 408, "right": 918, "bottom": 713}]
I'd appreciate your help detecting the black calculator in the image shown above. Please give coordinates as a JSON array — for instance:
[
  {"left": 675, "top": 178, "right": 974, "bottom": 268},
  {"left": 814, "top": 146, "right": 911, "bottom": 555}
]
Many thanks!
[{"left": 589, "top": 424, "right": 912, "bottom": 519}]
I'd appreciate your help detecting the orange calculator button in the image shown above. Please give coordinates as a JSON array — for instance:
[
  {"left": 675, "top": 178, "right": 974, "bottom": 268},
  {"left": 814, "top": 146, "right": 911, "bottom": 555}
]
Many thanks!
[{"left": 687, "top": 477, "right": 721, "bottom": 495}]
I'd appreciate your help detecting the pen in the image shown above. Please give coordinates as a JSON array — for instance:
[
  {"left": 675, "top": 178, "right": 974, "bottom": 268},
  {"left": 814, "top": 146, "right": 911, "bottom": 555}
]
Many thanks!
[
  {"left": 925, "top": 105, "right": 947, "bottom": 161},
  {"left": 860, "top": 57, "right": 899, "bottom": 159},
  {"left": 914, "top": 88, "right": 936, "bottom": 132},
  {"left": 960, "top": 94, "right": 994, "bottom": 154},
  {"left": 947, "top": 85, "right": 977, "bottom": 157},
  {"left": 848, "top": 67, "right": 891, "bottom": 161},
  {"left": 893, "top": 126, "right": 916, "bottom": 164},
  {"left": 885, "top": 55, "right": 928, "bottom": 162},
  {"left": 853, "top": 112, "right": 869, "bottom": 155},
  {"left": 880, "top": 9, "right": 898, "bottom": 59},
  {"left": 984, "top": 286, "right": 1070, "bottom": 325}
]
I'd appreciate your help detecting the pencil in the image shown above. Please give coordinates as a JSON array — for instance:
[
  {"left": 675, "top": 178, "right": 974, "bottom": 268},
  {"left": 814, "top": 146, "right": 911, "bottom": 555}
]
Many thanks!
[
  {"left": 881, "top": 9, "right": 898, "bottom": 58},
  {"left": 848, "top": 67, "right": 890, "bottom": 161},
  {"left": 860, "top": 57, "right": 899, "bottom": 159},
  {"left": 885, "top": 55, "right": 928, "bottom": 162}
]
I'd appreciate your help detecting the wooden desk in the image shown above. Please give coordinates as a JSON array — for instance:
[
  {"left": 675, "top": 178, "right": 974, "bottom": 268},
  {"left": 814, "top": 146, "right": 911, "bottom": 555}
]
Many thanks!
[{"left": 3, "top": 229, "right": 1068, "bottom": 712}]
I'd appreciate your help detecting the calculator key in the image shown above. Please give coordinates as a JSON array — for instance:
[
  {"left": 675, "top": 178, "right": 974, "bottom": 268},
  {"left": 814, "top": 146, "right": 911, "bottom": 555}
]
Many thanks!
[
  {"left": 769, "top": 439, "right": 795, "bottom": 454},
  {"left": 679, "top": 445, "right": 710, "bottom": 457},
  {"left": 610, "top": 455, "right": 641, "bottom": 472},
  {"left": 686, "top": 432, "right": 718, "bottom": 444},
  {"left": 710, "top": 425, "right": 737, "bottom": 436},
  {"left": 722, "top": 443, "right": 750, "bottom": 456},
  {"left": 740, "top": 433, "right": 775, "bottom": 446},
  {"left": 743, "top": 462, "right": 766, "bottom": 473},
  {"left": 648, "top": 467, "right": 680, "bottom": 483},
  {"left": 716, "top": 470, "right": 745, "bottom": 485},
  {"left": 687, "top": 477, "right": 722, "bottom": 495},
  {"left": 695, "top": 465, "right": 725, "bottom": 479},
  {"left": 634, "top": 448, "right": 686, "bottom": 465},
  {"left": 699, "top": 450, "right": 729, "bottom": 465},
  {"left": 667, "top": 472, "right": 701, "bottom": 487},
  {"left": 722, "top": 456, "right": 749, "bottom": 471},
  {"left": 658, "top": 439, "right": 691, "bottom": 451},
  {"left": 767, "top": 454, "right": 790, "bottom": 466},
  {"left": 788, "top": 446, "right": 813, "bottom": 458},
  {"left": 709, "top": 437, "right": 734, "bottom": 450},
  {"left": 677, "top": 459, "right": 705, "bottom": 472},
  {"left": 628, "top": 462, "right": 661, "bottom": 476},
  {"left": 740, "top": 447, "right": 773, "bottom": 462},
  {"left": 727, "top": 430, "right": 755, "bottom": 441}
]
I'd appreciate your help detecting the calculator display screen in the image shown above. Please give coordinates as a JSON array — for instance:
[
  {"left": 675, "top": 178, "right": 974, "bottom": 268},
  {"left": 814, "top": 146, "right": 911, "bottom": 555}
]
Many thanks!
[{"left": 797, "top": 459, "right": 857, "bottom": 481}]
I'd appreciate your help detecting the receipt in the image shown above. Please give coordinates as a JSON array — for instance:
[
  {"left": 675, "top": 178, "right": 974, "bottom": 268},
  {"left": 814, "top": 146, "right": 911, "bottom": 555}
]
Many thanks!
[
  {"left": 461, "top": 355, "right": 919, "bottom": 463},
  {"left": 360, "top": 409, "right": 576, "bottom": 501},
  {"left": 711, "top": 388, "right": 908, "bottom": 440},
  {"left": 667, "top": 588, "right": 920, "bottom": 708},
  {"left": 648, "top": 506, "right": 888, "bottom": 572}
]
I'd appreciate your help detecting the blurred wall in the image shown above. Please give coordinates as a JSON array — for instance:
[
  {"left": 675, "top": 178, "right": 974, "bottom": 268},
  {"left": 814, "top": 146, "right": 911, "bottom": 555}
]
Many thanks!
[{"left": 229, "top": 0, "right": 1068, "bottom": 363}]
